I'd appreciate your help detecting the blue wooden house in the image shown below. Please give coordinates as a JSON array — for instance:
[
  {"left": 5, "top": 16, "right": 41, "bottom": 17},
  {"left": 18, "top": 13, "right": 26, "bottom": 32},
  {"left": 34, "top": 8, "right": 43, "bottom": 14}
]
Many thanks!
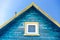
[{"left": 0, "top": 2, "right": 60, "bottom": 40}]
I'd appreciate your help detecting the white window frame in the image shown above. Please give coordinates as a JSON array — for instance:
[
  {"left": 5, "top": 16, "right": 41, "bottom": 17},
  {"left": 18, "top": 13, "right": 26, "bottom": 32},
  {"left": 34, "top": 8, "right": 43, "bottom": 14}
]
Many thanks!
[{"left": 24, "top": 22, "right": 39, "bottom": 36}]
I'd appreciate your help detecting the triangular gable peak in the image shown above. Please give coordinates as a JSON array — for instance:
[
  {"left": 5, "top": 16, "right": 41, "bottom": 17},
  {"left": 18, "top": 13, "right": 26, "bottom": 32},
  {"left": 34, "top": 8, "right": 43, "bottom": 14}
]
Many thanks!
[{"left": 0, "top": 2, "right": 60, "bottom": 29}]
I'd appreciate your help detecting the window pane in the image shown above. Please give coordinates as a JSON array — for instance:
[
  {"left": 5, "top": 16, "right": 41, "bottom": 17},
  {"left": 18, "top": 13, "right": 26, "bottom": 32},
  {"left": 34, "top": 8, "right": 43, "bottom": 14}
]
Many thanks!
[{"left": 28, "top": 25, "right": 35, "bottom": 32}]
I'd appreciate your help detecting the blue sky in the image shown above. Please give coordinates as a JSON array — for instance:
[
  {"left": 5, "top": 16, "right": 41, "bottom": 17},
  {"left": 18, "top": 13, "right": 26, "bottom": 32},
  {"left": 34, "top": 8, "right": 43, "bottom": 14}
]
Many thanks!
[{"left": 0, "top": 0, "right": 60, "bottom": 25}]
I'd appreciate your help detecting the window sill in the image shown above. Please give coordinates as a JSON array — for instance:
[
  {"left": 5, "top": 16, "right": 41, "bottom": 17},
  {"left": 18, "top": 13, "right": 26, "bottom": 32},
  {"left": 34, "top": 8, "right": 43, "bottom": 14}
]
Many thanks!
[{"left": 24, "top": 34, "right": 40, "bottom": 36}]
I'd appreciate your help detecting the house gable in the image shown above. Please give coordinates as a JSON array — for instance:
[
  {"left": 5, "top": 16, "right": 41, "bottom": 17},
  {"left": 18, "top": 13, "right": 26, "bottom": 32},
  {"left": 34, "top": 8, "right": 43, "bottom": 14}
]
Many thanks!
[
  {"left": 0, "top": 2, "right": 60, "bottom": 40},
  {"left": 0, "top": 2, "right": 60, "bottom": 29}
]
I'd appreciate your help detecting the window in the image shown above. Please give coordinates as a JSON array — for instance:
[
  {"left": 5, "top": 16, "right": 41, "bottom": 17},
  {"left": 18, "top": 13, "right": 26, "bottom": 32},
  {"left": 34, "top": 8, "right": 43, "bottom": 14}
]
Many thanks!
[{"left": 24, "top": 22, "right": 39, "bottom": 36}]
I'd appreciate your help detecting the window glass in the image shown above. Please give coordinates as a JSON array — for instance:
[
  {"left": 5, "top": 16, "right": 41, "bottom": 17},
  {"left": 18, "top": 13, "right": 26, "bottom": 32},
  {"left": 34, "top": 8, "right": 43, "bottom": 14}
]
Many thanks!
[{"left": 28, "top": 25, "right": 35, "bottom": 32}]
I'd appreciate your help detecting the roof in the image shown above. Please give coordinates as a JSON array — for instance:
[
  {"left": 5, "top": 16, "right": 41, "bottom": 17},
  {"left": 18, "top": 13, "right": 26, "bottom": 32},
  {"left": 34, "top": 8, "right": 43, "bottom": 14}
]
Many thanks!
[{"left": 0, "top": 2, "right": 60, "bottom": 29}]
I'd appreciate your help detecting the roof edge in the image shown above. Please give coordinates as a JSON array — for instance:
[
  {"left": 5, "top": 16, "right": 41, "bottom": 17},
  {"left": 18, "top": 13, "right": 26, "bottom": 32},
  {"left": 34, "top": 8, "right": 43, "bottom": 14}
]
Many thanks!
[
  {"left": 32, "top": 2, "right": 60, "bottom": 27},
  {"left": 0, "top": 2, "right": 60, "bottom": 29}
]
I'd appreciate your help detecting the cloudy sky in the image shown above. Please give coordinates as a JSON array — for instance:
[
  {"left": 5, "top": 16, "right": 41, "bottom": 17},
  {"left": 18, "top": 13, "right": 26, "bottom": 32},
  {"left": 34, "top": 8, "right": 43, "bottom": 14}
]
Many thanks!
[{"left": 0, "top": 0, "right": 60, "bottom": 25}]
